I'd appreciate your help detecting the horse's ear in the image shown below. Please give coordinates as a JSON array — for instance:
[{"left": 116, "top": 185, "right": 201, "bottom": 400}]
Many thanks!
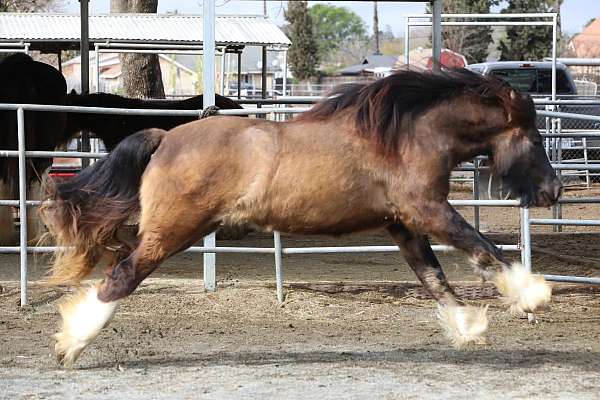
[{"left": 69, "top": 89, "right": 77, "bottom": 95}]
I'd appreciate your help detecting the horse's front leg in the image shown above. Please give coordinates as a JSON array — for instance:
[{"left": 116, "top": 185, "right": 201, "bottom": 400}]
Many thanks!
[
  {"left": 416, "top": 201, "right": 551, "bottom": 315},
  {"left": 387, "top": 224, "right": 488, "bottom": 347}
]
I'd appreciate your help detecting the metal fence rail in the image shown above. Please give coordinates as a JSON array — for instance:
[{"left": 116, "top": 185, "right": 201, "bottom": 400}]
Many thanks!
[{"left": 1, "top": 102, "right": 600, "bottom": 306}]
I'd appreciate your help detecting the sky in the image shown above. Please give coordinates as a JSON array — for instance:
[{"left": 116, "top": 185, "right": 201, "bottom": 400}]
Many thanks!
[{"left": 62, "top": 0, "right": 600, "bottom": 37}]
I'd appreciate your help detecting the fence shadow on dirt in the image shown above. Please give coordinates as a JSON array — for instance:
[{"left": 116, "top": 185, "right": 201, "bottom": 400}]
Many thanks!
[{"left": 85, "top": 348, "right": 600, "bottom": 371}]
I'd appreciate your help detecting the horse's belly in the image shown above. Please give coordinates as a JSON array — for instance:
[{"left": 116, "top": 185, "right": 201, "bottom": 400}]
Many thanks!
[{"left": 233, "top": 188, "right": 393, "bottom": 235}]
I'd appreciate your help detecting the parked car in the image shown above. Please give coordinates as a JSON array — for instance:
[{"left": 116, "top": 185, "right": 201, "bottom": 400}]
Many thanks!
[{"left": 467, "top": 61, "right": 577, "bottom": 96}]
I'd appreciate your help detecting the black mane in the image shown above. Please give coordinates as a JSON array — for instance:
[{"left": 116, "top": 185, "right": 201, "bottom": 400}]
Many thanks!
[{"left": 299, "top": 69, "right": 513, "bottom": 154}]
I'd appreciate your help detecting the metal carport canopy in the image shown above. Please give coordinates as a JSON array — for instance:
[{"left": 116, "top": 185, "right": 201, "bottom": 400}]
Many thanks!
[{"left": 0, "top": 13, "right": 291, "bottom": 52}]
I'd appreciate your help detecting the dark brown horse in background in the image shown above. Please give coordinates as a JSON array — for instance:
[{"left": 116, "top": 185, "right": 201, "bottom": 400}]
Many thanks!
[
  {"left": 0, "top": 53, "right": 68, "bottom": 244},
  {"left": 0, "top": 53, "right": 244, "bottom": 244},
  {"left": 64, "top": 91, "right": 243, "bottom": 150},
  {"left": 42, "top": 69, "right": 561, "bottom": 368}
]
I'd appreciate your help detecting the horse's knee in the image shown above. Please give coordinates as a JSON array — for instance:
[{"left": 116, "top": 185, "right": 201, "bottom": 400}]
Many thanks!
[{"left": 468, "top": 249, "right": 506, "bottom": 281}]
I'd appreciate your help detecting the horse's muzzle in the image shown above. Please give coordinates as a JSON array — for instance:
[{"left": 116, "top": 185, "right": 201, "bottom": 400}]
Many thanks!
[{"left": 533, "top": 179, "right": 562, "bottom": 207}]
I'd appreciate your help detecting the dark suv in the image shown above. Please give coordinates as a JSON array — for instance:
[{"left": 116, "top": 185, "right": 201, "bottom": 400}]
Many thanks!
[
  {"left": 468, "top": 62, "right": 600, "bottom": 171},
  {"left": 467, "top": 61, "right": 577, "bottom": 96}
]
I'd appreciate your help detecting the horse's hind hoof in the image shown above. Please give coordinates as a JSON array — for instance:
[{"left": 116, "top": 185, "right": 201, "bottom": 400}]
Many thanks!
[
  {"left": 54, "top": 283, "right": 120, "bottom": 369},
  {"left": 54, "top": 334, "right": 84, "bottom": 369},
  {"left": 437, "top": 304, "right": 489, "bottom": 348}
]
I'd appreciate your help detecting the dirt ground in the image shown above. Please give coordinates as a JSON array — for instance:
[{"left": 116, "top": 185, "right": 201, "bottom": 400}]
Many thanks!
[{"left": 1, "top": 184, "right": 600, "bottom": 399}]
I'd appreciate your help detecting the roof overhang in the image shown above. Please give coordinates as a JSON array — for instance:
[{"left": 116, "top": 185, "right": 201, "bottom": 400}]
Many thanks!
[{"left": 0, "top": 13, "right": 291, "bottom": 52}]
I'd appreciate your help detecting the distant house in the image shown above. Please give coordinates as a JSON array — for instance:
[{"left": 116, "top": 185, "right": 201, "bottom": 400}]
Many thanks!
[
  {"left": 568, "top": 18, "right": 600, "bottom": 58},
  {"left": 63, "top": 52, "right": 198, "bottom": 96},
  {"left": 63, "top": 47, "right": 289, "bottom": 97},
  {"left": 566, "top": 19, "right": 600, "bottom": 85},
  {"left": 224, "top": 46, "right": 288, "bottom": 96},
  {"left": 395, "top": 47, "right": 467, "bottom": 71}
]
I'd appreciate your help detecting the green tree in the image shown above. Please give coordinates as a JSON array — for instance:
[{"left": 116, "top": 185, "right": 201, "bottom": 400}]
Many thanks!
[
  {"left": 498, "top": 0, "right": 555, "bottom": 61},
  {"left": 0, "top": 0, "right": 56, "bottom": 12},
  {"left": 427, "top": 0, "right": 498, "bottom": 64},
  {"left": 285, "top": 1, "right": 319, "bottom": 80},
  {"left": 308, "top": 4, "right": 367, "bottom": 62}
]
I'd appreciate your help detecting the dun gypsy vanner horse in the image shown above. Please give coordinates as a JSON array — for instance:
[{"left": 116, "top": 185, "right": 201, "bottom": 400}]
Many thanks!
[{"left": 42, "top": 69, "right": 562, "bottom": 368}]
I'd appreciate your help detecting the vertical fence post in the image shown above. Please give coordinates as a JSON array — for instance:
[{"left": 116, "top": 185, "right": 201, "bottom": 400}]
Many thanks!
[
  {"left": 220, "top": 48, "right": 226, "bottom": 95},
  {"left": 237, "top": 51, "right": 242, "bottom": 99},
  {"left": 473, "top": 158, "right": 480, "bottom": 230},
  {"left": 520, "top": 206, "right": 536, "bottom": 323},
  {"left": 80, "top": 0, "right": 91, "bottom": 169},
  {"left": 17, "top": 108, "right": 28, "bottom": 306},
  {"left": 95, "top": 43, "right": 100, "bottom": 93},
  {"left": 202, "top": 0, "right": 217, "bottom": 292},
  {"left": 404, "top": 17, "right": 410, "bottom": 66},
  {"left": 431, "top": 0, "right": 442, "bottom": 71},
  {"left": 551, "top": 13, "right": 561, "bottom": 233},
  {"left": 520, "top": 207, "right": 532, "bottom": 272},
  {"left": 274, "top": 231, "right": 284, "bottom": 303},
  {"left": 282, "top": 49, "right": 288, "bottom": 97}
]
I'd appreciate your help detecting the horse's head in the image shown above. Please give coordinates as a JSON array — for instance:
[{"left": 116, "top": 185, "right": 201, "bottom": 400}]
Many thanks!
[{"left": 489, "top": 90, "right": 562, "bottom": 207}]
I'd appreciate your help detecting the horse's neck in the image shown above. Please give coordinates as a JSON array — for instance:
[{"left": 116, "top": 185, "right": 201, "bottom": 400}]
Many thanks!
[
  {"left": 64, "top": 108, "right": 108, "bottom": 138},
  {"left": 63, "top": 94, "right": 127, "bottom": 141},
  {"left": 438, "top": 100, "right": 505, "bottom": 166}
]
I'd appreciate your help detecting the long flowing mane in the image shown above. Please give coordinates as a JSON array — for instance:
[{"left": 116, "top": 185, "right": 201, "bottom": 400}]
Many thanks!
[{"left": 298, "top": 69, "right": 513, "bottom": 154}]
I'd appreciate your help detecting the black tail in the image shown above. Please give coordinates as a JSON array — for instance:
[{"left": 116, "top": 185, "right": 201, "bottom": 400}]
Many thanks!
[{"left": 41, "top": 128, "right": 166, "bottom": 285}]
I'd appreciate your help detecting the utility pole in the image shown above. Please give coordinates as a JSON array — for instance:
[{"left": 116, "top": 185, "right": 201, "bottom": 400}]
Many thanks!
[
  {"left": 554, "top": 0, "right": 562, "bottom": 50},
  {"left": 373, "top": 1, "right": 380, "bottom": 55}
]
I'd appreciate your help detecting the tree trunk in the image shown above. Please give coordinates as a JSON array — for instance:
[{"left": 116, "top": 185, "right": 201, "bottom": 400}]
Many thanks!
[{"left": 110, "top": 0, "right": 165, "bottom": 98}]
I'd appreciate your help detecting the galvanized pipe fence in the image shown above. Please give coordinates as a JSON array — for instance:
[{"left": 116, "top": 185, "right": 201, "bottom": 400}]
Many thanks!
[{"left": 1, "top": 102, "right": 599, "bottom": 306}]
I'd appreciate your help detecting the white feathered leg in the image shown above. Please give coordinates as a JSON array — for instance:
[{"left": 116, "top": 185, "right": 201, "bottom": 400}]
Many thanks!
[
  {"left": 494, "top": 262, "right": 552, "bottom": 314},
  {"left": 55, "top": 283, "right": 120, "bottom": 368}
]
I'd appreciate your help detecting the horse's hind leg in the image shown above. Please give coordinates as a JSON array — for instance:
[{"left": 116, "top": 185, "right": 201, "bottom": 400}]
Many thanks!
[
  {"left": 387, "top": 224, "right": 488, "bottom": 347},
  {"left": 54, "top": 195, "right": 220, "bottom": 368},
  {"left": 417, "top": 201, "right": 551, "bottom": 316},
  {"left": 26, "top": 179, "right": 45, "bottom": 243},
  {"left": 0, "top": 180, "right": 17, "bottom": 245}
]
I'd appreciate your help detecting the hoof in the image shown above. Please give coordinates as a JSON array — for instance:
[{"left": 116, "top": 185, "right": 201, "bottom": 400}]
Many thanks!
[
  {"left": 437, "top": 304, "right": 489, "bottom": 348},
  {"left": 54, "top": 283, "right": 119, "bottom": 368},
  {"left": 54, "top": 332, "right": 86, "bottom": 369},
  {"left": 494, "top": 263, "right": 552, "bottom": 314}
]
